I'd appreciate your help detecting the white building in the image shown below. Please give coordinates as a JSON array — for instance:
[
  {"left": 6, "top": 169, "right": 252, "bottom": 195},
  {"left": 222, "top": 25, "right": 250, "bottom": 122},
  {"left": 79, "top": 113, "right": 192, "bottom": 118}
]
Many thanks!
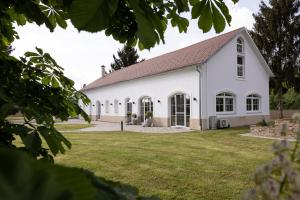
[{"left": 81, "top": 27, "right": 274, "bottom": 130}]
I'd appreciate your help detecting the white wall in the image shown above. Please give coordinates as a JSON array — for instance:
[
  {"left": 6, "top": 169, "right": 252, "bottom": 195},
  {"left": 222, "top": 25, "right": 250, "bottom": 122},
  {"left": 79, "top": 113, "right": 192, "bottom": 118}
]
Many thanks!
[
  {"left": 82, "top": 66, "right": 200, "bottom": 119},
  {"left": 202, "top": 32, "right": 270, "bottom": 122}
]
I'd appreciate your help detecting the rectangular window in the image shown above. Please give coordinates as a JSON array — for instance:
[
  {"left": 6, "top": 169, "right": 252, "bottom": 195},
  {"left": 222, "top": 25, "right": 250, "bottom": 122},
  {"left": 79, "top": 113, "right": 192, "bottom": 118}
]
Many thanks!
[
  {"left": 216, "top": 98, "right": 224, "bottom": 112},
  {"left": 253, "top": 99, "right": 259, "bottom": 111},
  {"left": 105, "top": 100, "right": 109, "bottom": 113},
  {"left": 126, "top": 102, "right": 132, "bottom": 113},
  {"left": 246, "top": 99, "right": 252, "bottom": 111},
  {"left": 114, "top": 100, "right": 118, "bottom": 113},
  {"left": 225, "top": 98, "right": 233, "bottom": 112},
  {"left": 237, "top": 44, "right": 243, "bottom": 53},
  {"left": 237, "top": 56, "right": 245, "bottom": 78}
]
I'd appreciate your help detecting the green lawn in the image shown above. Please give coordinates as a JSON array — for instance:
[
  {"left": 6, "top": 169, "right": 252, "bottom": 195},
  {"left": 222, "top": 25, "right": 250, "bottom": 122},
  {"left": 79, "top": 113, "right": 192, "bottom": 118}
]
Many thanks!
[
  {"left": 54, "top": 123, "right": 94, "bottom": 131},
  {"left": 56, "top": 127, "right": 274, "bottom": 200}
]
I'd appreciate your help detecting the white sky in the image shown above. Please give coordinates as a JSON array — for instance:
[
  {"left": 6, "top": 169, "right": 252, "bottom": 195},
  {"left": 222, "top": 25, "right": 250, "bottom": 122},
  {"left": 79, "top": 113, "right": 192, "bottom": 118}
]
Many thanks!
[{"left": 12, "top": 0, "right": 264, "bottom": 89}]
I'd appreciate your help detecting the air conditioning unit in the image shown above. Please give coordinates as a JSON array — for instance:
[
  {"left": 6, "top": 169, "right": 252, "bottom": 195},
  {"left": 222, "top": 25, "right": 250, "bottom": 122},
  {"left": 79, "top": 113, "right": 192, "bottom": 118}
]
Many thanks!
[{"left": 217, "top": 119, "right": 230, "bottom": 129}]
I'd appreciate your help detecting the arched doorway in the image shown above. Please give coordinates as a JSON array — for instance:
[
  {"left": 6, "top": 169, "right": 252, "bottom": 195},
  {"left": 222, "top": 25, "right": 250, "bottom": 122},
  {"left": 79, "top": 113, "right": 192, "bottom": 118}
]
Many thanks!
[
  {"left": 170, "top": 93, "right": 190, "bottom": 127},
  {"left": 96, "top": 101, "right": 101, "bottom": 120},
  {"left": 140, "top": 97, "right": 153, "bottom": 122}
]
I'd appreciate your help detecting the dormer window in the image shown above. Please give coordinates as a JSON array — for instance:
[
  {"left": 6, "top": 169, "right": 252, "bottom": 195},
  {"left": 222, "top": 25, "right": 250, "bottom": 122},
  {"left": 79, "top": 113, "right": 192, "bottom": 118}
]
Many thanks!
[{"left": 236, "top": 37, "right": 245, "bottom": 78}]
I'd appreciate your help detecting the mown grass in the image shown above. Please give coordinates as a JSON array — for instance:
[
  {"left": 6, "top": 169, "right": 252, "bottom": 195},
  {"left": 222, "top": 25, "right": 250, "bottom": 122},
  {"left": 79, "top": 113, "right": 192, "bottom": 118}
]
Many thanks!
[
  {"left": 54, "top": 123, "right": 94, "bottom": 131},
  {"left": 55, "top": 127, "right": 274, "bottom": 200}
]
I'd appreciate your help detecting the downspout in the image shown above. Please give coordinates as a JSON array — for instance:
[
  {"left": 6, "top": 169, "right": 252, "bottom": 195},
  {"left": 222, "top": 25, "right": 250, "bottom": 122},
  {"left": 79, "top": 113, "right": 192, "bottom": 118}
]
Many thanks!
[{"left": 196, "top": 65, "right": 202, "bottom": 131}]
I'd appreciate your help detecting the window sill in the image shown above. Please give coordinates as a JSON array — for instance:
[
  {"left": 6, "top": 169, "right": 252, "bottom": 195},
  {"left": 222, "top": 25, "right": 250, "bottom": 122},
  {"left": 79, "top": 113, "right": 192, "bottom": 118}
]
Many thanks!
[
  {"left": 236, "top": 77, "right": 246, "bottom": 81},
  {"left": 246, "top": 111, "right": 262, "bottom": 114},
  {"left": 216, "top": 112, "right": 236, "bottom": 115}
]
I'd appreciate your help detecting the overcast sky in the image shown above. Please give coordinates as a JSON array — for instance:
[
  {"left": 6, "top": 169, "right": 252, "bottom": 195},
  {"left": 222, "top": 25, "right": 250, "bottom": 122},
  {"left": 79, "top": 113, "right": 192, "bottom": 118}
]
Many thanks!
[{"left": 12, "top": 0, "right": 264, "bottom": 89}]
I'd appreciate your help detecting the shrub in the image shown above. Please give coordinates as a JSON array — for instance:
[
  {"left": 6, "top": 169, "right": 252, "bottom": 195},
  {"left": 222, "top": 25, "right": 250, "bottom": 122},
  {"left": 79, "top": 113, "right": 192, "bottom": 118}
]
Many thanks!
[
  {"left": 256, "top": 118, "right": 268, "bottom": 126},
  {"left": 145, "top": 111, "right": 153, "bottom": 119},
  {"left": 126, "top": 112, "right": 132, "bottom": 117}
]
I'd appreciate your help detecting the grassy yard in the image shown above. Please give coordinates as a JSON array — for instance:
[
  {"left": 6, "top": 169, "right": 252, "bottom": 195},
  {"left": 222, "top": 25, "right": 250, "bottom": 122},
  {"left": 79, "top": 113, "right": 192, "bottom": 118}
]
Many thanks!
[
  {"left": 54, "top": 123, "right": 94, "bottom": 131},
  {"left": 56, "top": 127, "right": 274, "bottom": 200}
]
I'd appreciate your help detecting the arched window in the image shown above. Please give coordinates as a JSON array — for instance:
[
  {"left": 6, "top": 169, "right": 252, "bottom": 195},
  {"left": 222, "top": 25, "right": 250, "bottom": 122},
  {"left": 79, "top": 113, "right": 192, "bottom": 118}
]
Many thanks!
[
  {"left": 140, "top": 97, "right": 153, "bottom": 122},
  {"left": 170, "top": 93, "right": 190, "bottom": 127},
  {"left": 105, "top": 100, "right": 109, "bottom": 113},
  {"left": 246, "top": 94, "right": 261, "bottom": 112},
  {"left": 216, "top": 92, "right": 235, "bottom": 113},
  {"left": 114, "top": 99, "right": 119, "bottom": 113},
  {"left": 237, "top": 37, "right": 245, "bottom": 78}
]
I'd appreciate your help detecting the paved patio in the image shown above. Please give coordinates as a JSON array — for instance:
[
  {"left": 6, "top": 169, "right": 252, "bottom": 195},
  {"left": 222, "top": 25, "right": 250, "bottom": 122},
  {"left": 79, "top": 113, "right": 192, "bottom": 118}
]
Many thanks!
[{"left": 59, "top": 119, "right": 192, "bottom": 133}]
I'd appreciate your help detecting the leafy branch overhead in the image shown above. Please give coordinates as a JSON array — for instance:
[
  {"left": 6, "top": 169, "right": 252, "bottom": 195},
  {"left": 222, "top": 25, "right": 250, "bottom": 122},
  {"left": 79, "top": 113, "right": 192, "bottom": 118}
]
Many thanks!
[{"left": 1, "top": 0, "right": 238, "bottom": 50}]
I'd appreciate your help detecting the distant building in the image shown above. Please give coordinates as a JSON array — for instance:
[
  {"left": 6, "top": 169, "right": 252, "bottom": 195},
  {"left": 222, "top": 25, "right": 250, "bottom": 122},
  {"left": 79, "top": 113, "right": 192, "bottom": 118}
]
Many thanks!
[{"left": 81, "top": 27, "right": 273, "bottom": 130}]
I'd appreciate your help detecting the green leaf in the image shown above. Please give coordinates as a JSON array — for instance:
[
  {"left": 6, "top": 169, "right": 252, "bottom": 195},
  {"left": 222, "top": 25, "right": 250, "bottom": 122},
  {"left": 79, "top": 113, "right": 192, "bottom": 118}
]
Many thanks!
[
  {"left": 21, "top": 131, "right": 42, "bottom": 153},
  {"left": 211, "top": 4, "right": 226, "bottom": 33},
  {"left": 191, "top": 0, "right": 205, "bottom": 19},
  {"left": 42, "top": 76, "right": 52, "bottom": 85},
  {"left": 69, "top": 0, "right": 118, "bottom": 32},
  {"left": 51, "top": 76, "right": 61, "bottom": 88},
  {"left": 198, "top": 2, "right": 213, "bottom": 33},
  {"left": 24, "top": 51, "right": 39, "bottom": 57},
  {"left": 55, "top": 13, "right": 67, "bottom": 29},
  {"left": 35, "top": 47, "right": 44, "bottom": 55},
  {"left": 215, "top": 0, "right": 232, "bottom": 24}
]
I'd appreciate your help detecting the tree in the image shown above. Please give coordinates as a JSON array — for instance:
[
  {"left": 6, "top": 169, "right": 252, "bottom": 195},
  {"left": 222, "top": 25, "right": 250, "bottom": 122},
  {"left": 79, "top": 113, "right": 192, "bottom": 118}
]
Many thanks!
[
  {"left": 0, "top": 0, "right": 238, "bottom": 199},
  {"left": 111, "top": 45, "right": 144, "bottom": 71},
  {"left": 250, "top": 0, "right": 300, "bottom": 118}
]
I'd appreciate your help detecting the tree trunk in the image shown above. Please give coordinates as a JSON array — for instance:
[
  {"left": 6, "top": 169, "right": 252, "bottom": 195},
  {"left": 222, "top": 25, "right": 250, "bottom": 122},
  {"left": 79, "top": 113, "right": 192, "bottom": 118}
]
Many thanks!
[{"left": 278, "top": 87, "right": 284, "bottom": 119}]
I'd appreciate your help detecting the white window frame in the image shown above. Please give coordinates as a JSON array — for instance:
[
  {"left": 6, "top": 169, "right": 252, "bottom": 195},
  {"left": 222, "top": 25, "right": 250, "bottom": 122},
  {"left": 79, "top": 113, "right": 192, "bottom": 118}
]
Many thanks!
[
  {"left": 114, "top": 99, "right": 119, "bottom": 113},
  {"left": 246, "top": 94, "right": 261, "bottom": 113},
  {"left": 216, "top": 92, "right": 235, "bottom": 114},
  {"left": 105, "top": 100, "right": 109, "bottom": 113},
  {"left": 236, "top": 37, "right": 245, "bottom": 79}
]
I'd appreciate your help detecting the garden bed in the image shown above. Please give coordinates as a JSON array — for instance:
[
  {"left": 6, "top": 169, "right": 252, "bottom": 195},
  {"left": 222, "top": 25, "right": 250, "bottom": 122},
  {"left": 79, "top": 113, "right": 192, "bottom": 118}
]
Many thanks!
[{"left": 249, "top": 119, "right": 299, "bottom": 139}]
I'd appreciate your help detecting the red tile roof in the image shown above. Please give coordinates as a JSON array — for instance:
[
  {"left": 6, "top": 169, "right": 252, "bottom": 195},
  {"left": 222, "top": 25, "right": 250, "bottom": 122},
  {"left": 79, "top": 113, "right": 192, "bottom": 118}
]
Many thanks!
[{"left": 82, "top": 27, "right": 244, "bottom": 91}]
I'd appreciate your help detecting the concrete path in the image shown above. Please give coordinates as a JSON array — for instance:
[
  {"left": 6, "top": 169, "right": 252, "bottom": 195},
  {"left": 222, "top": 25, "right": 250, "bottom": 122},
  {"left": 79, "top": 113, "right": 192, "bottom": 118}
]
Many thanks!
[
  {"left": 241, "top": 133, "right": 296, "bottom": 141},
  {"left": 59, "top": 119, "right": 192, "bottom": 133}
]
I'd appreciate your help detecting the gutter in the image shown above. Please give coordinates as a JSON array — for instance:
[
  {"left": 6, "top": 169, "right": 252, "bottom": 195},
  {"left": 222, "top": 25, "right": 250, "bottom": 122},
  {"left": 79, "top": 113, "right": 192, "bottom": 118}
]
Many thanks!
[{"left": 196, "top": 65, "right": 203, "bottom": 131}]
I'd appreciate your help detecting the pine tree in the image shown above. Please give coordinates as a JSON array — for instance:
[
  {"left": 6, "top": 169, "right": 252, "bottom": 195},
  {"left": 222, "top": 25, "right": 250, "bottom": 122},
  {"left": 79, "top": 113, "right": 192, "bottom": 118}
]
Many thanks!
[
  {"left": 250, "top": 0, "right": 300, "bottom": 118},
  {"left": 110, "top": 45, "right": 144, "bottom": 71}
]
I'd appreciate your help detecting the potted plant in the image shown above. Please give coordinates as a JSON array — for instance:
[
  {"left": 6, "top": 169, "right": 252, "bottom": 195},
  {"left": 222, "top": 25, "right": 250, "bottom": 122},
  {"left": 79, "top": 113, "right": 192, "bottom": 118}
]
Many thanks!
[
  {"left": 143, "top": 111, "right": 153, "bottom": 127},
  {"left": 125, "top": 112, "right": 132, "bottom": 124},
  {"left": 131, "top": 113, "right": 138, "bottom": 125}
]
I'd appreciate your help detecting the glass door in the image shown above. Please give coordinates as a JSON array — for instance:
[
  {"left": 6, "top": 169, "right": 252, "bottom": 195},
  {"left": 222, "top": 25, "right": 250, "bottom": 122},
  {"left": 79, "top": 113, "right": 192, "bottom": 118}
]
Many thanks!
[
  {"left": 140, "top": 97, "right": 153, "bottom": 122},
  {"left": 170, "top": 94, "right": 190, "bottom": 127}
]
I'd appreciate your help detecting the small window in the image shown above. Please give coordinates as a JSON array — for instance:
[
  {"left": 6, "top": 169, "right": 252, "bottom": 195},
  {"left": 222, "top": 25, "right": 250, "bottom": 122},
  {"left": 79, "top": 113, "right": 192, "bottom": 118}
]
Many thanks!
[
  {"left": 216, "top": 93, "right": 235, "bottom": 113},
  {"left": 236, "top": 37, "right": 245, "bottom": 78},
  {"left": 237, "top": 38, "right": 244, "bottom": 54},
  {"left": 105, "top": 100, "right": 109, "bottom": 113},
  {"left": 246, "top": 94, "right": 261, "bottom": 112},
  {"left": 125, "top": 98, "right": 132, "bottom": 114},
  {"left": 114, "top": 99, "right": 119, "bottom": 113}
]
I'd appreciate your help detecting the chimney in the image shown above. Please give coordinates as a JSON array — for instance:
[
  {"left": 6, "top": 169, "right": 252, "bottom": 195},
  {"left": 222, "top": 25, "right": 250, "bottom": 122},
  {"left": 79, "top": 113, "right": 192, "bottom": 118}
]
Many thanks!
[{"left": 101, "top": 65, "right": 106, "bottom": 77}]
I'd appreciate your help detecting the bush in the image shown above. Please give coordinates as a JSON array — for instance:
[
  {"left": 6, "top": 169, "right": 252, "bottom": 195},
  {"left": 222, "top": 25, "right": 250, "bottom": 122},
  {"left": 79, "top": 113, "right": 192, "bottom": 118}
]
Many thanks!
[
  {"left": 145, "top": 111, "right": 153, "bottom": 119},
  {"left": 283, "top": 88, "right": 300, "bottom": 109},
  {"left": 256, "top": 118, "right": 268, "bottom": 126},
  {"left": 270, "top": 88, "right": 300, "bottom": 110}
]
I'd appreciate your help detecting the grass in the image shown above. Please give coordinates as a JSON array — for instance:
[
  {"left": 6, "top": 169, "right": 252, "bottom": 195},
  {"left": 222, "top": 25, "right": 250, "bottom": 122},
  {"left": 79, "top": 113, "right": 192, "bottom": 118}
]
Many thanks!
[
  {"left": 55, "top": 127, "right": 274, "bottom": 200},
  {"left": 54, "top": 123, "right": 94, "bottom": 131}
]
